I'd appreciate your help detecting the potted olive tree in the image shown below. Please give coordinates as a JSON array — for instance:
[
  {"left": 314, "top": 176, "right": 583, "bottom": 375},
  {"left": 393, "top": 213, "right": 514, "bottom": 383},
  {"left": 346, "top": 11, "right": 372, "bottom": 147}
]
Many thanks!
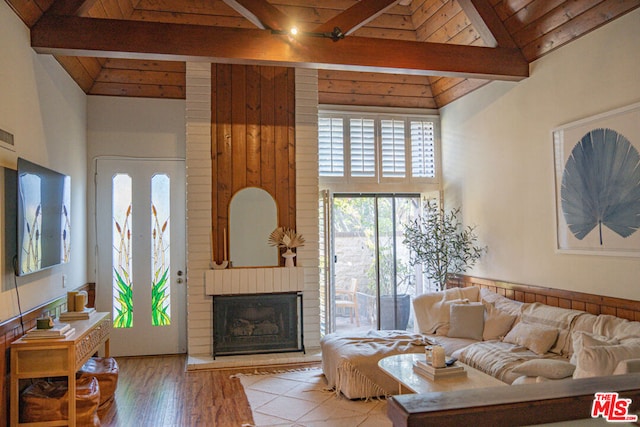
[{"left": 403, "top": 200, "right": 486, "bottom": 291}]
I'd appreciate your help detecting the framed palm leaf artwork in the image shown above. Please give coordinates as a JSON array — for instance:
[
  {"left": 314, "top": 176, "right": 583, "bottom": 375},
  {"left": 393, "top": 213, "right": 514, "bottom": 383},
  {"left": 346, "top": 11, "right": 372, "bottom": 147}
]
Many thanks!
[{"left": 553, "top": 101, "right": 640, "bottom": 256}]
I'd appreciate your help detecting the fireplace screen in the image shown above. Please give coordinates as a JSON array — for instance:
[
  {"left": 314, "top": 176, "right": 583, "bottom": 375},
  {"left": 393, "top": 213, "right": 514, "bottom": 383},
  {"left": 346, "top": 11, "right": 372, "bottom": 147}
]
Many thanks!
[{"left": 213, "top": 292, "right": 304, "bottom": 357}]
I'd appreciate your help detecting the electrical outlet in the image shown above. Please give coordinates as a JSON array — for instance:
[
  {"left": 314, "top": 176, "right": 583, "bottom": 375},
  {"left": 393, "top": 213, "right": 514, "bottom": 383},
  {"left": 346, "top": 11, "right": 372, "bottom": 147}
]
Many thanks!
[{"left": 62, "top": 274, "right": 67, "bottom": 288}]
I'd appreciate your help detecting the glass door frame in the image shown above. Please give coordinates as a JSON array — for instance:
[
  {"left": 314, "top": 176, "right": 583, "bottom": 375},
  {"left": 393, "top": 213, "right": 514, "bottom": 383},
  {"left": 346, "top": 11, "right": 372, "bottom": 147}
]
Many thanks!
[{"left": 323, "top": 192, "right": 421, "bottom": 334}]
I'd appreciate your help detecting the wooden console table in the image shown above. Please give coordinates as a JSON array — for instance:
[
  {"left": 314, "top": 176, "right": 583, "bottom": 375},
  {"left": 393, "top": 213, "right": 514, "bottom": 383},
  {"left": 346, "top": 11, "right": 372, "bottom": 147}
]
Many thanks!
[{"left": 10, "top": 312, "right": 111, "bottom": 426}]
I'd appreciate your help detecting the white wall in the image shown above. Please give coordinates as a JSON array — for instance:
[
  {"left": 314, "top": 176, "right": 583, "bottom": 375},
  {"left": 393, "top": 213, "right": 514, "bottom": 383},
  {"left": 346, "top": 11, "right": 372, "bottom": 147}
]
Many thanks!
[
  {"left": 441, "top": 9, "right": 640, "bottom": 300},
  {"left": 0, "top": 1, "right": 88, "bottom": 321},
  {"left": 86, "top": 96, "right": 186, "bottom": 282}
]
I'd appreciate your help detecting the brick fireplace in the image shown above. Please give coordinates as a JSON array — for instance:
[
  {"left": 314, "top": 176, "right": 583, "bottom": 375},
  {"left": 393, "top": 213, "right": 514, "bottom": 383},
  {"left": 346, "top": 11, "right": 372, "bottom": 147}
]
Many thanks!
[{"left": 184, "top": 63, "right": 320, "bottom": 367}]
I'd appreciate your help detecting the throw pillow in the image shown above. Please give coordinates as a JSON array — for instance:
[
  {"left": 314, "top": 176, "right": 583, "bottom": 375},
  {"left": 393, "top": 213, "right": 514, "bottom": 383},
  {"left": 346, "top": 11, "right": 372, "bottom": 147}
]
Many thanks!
[
  {"left": 569, "top": 331, "right": 619, "bottom": 364},
  {"left": 483, "top": 302, "right": 517, "bottom": 341},
  {"left": 573, "top": 342, "right": 640, "bottom": 379},
  {"left": 448, "top": 302, "right": 484, "bottom": 341},
  {"left": 503, "top": 322, "right": 559, "bottom": 355},
  {"left": 512, "top": 359, "right": 575, "bottom": 379},
  {"left": 613, "top": 358, "right": 640, "bottom": 375},
  {"left": 413, "top": 293, "right": 468, "bottom": 335}
]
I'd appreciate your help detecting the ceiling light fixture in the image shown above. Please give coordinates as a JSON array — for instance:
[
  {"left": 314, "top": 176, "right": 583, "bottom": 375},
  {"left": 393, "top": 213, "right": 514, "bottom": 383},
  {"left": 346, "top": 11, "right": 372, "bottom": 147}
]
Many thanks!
[{"left": 271, "top": 26, "right": 345, "bottom": 42}]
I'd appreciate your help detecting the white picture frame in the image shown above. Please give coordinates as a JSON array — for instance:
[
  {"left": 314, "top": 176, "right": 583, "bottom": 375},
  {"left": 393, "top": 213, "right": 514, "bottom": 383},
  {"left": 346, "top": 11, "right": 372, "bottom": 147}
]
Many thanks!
[{"left": 553, "top": 102, "right": 640, "bottom": 257}]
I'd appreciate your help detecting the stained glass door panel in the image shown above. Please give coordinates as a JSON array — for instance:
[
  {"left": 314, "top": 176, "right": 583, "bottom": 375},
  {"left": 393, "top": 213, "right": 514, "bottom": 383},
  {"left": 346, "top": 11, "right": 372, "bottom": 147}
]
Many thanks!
[{"left": 96, "top": 159, "right": 186, "bottom": 356}]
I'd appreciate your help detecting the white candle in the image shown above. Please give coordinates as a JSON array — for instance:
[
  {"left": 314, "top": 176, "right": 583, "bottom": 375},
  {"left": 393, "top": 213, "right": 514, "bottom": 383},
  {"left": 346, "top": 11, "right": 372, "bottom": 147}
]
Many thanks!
[
  {"left": 432, "top": 345, "right": 446, "bottom": 368},
  {"left": 210, "top": 230, "right": 215, "bottom": 262},
  {"left": 223, "top": 228, "right": 228, "bottom": 261}
]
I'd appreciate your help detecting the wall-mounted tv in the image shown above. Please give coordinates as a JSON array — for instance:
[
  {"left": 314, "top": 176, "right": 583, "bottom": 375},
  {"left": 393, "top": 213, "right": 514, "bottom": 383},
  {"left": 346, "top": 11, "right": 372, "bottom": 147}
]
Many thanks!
[{"left": 17, "top": 158, "right": 70, "bottom": 276}]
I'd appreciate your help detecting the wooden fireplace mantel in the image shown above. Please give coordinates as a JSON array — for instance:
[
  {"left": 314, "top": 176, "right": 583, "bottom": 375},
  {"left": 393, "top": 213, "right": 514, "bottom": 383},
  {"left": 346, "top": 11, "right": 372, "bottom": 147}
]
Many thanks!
[{"left": 204, "top": 266, "right": 305, "bottom": 295}]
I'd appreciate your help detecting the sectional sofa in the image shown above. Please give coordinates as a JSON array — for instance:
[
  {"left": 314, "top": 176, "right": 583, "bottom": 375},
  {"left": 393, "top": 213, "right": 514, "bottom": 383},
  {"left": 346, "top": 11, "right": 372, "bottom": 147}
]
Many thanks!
[{"left": 320, "top": 276, "right": 640, "bottom": 400}]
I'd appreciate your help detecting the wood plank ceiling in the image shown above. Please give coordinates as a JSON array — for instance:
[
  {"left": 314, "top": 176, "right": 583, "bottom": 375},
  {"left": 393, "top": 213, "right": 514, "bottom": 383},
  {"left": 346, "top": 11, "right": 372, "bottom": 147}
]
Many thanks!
[{"left": 5, "top": 0, "right": 640, "bottom": 109}]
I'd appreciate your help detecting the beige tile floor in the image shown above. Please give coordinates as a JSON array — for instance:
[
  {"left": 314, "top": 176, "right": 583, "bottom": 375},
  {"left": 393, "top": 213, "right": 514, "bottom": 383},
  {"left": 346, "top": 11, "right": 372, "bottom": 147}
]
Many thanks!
[{"left": 238, "top": 368, "right": 392, "bottom": 427}]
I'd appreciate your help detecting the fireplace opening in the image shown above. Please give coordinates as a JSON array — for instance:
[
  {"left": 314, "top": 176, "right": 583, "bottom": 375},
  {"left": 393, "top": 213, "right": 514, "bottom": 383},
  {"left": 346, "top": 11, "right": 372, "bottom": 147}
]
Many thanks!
[{"left": 213, "top": 292, "right": 304, "bottom": 357}]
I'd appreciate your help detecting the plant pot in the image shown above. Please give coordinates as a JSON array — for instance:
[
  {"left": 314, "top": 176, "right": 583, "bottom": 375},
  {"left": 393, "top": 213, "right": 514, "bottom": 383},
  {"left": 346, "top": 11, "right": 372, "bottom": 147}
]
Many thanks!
[{"left": 379, "top": 294, "right": 411, "bottom": 330}]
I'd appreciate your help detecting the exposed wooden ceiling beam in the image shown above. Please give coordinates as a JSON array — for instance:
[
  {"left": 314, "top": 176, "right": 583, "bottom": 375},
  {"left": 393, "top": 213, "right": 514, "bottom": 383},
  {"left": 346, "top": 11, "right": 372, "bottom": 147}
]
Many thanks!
[
  {"left": 45, "top": 0, "right": 101, "bottom": 16},
  {"left": 222, "top": 0, "right": 292, "bottom": 31},
  {"left": 457, "top": 0, "right": 518, "bottom": 48},
  {"left": 314, "top": 0, "right": 399, "bottom": 36},
  {"left": 30, "top": 15, "right": 529, "bottom": 81}
]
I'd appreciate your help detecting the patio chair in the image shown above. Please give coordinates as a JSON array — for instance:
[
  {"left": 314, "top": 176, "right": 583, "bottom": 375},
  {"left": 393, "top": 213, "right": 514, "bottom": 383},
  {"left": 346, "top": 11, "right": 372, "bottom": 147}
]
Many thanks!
[{"left": 336, "top": 278, "right": 360, "bottom": 326}]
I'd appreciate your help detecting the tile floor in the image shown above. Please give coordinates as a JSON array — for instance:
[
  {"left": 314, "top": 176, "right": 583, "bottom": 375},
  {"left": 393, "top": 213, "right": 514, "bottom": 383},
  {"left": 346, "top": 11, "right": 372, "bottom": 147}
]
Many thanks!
[{"left": 239, "top": 368, "right": 392, "bottom": 427}]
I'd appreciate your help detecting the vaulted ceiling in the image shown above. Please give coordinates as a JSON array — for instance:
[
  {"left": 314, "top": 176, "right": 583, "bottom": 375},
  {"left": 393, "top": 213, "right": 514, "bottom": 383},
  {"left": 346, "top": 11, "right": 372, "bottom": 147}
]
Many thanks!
[{"left": 6, "top": 0, "right": 639, "bottom": 108}]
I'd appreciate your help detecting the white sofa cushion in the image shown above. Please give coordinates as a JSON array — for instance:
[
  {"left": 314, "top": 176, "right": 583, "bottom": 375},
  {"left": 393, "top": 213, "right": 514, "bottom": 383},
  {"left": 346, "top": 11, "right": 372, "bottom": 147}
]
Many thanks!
[
  {"left": 503, "top": 322, "right": 558, "bottom": 355},
  {"left": 573, "top": 342, "right": 640, "bottom": 379},
  {"left": 592, "top": 314, "right": 640, "bottom": 342},
  {"left": 613, "top": 358, "right": 640, "bottom": 375},
  {"left": 413, "top": 286, "right": 480, "bottom": 335},
  {"left": 520, "top": 303, "right": 583, "bottom": 355},
  {"left": 480, "top": 288, "right": 523, "bottom": 317},
  {"left": 511, "top": 359, "right": 575, "bottom": 379},
  {"left": 448, "top": 302, "right": 484, "bottom": 341},
  {"left": 569, "top": 331, "right": 619, "bottom": 364},
  {"left": 483, "top": 302, "right": 517, "bottom": 341}
]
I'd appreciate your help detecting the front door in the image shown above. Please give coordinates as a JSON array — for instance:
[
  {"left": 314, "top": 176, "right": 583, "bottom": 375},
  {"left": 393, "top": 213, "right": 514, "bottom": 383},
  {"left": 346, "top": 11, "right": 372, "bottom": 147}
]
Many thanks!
[{"left": 96, "top": 158, "right": 186, "bottom": 356}]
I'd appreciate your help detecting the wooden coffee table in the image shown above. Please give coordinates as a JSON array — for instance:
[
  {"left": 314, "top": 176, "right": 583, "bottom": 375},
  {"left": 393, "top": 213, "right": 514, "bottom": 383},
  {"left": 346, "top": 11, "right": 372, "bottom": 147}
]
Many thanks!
[{"left": 378, "top": 353, "right": 506, "bottom": 395}]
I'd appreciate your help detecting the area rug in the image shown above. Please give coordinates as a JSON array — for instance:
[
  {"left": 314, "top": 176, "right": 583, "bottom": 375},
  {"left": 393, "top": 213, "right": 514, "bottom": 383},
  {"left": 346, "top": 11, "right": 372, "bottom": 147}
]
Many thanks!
[{"left": 236, "top": 367, "right": 391, "bottom": 427}]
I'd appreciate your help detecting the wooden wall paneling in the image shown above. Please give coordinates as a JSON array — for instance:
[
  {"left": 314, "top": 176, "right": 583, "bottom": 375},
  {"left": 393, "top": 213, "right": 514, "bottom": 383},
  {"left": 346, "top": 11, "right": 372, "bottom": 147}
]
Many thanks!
[
  {"left": 116, "top": 0, "right": 135, "bottom": 17},
  {"left": 231, "top": 64, "right": 247, "bottom": 194},
  {"left": 502, "top": 0, "right": 563, "bottom": 36},
  {"left": 260, "top": 66, "right": 276, "bottom": 198},
  {"left": 216, "top": 64, "right": 233, "bottom": 264},
  {"left": 4, "top": 1, "right": 36, "bottom": 26},
  {"left": 246, "top": 65, "right": 262, "bottom": 188},
  {"left": 585, "top": 302, "right": 600, "bottom": 315},
  {"left": 0, "top": 284, "right": 95, "bottom": 427},
  {"left": 274, "top": 67, "right": 291, "bottom": 229},
  {"left": 452, "top": 275, "right": 640, "bottom": 321},
  {"left": 286, "top": 67, "right": 296, "bottom": 229},
  {"left": 517, "top": 1, "right": 639, "bottom": 61},
  {"left": 1, "top": 332, "right": 7, "bottom": 427},
  {"left": 210, "top": 64, "right": 220, "bottom": 264},
  {"left": 100, "top": 0, "right": 126, "bottom": 18},
  {"left": 210, "top": 64, "right": 296, "bottom": 265},
  {"left": 87, "top": 1, "right": 108, "bottom": 17},
  {"left": 54, "top": 56, "right": 96, "bottom": 92},
  {"left": 318, "top": 70, "right": 437, "bottom": 109},
  {"left": 89, "top": 82, "right": 185, "bottom": 98},
  {"left": 434, "top": 77, "right": 489, "bottom": 107}
]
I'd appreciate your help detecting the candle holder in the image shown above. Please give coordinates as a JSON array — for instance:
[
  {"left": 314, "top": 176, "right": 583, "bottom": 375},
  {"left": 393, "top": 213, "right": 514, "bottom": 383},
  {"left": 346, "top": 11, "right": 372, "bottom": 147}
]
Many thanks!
[{"left": 210, "top": 260, "right": 228, "bottom": 269}]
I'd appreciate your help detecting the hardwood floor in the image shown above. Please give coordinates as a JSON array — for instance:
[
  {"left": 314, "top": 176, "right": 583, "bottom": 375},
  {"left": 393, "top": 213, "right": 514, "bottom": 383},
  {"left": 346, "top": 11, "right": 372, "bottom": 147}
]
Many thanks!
[{"left": 99, "top": 354, "right": 263, "bottom": 427}]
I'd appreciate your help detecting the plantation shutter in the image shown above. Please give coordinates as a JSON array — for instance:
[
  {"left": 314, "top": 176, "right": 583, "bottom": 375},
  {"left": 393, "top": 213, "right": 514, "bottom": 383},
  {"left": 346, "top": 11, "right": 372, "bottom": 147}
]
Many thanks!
[
  {"left": 318, "top": 117, "right": 344, "bottom": 177},
  {"left": 350, "top": 118, "right": 376, "bottom": 177},
  {"left": 410, "top": 120, "right": 436, "bottom": 178},
  {"left": 381, "top": 119, "right": 406, "bottom": 177}
]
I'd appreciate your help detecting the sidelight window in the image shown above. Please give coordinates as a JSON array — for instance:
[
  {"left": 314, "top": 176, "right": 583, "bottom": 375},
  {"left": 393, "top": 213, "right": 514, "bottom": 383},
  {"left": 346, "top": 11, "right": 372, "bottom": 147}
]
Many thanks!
[{"left": 112, "top": 174, "right": 133, "bottom": 328}]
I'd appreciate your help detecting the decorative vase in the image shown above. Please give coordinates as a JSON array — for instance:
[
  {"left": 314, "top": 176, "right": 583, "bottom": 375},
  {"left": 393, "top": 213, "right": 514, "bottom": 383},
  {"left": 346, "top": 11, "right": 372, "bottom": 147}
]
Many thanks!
[{"left": 282, "top": 248, "right": 296, "bottom": 267}]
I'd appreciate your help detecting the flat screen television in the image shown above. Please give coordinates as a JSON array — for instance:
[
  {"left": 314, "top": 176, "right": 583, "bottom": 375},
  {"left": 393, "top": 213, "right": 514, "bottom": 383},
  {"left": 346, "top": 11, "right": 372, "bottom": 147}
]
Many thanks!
[{"left": 16, "top": 158, "right": 70, "bottom": 276}]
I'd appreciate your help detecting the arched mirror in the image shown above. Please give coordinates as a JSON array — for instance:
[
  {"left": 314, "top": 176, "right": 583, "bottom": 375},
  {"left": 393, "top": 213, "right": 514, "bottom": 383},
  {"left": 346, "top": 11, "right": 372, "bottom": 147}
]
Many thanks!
[{"left": 229, "top": 187, "right": 279, "bottom": 267}]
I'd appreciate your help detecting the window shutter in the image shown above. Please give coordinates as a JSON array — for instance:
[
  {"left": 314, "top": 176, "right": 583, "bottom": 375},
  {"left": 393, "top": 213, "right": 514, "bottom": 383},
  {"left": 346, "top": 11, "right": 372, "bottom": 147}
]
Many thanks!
[
  {"left": 350, "top": 118, "right": 375, "bottom": 177},
  {"left": 318, "top": 117, "right": 344, "bottom": 176},
  {"left": 410, "top": 121, "right": 436, "bottom": 178},
  {"left": 381, "top": 119, "right": 406, "bottom": 177}
]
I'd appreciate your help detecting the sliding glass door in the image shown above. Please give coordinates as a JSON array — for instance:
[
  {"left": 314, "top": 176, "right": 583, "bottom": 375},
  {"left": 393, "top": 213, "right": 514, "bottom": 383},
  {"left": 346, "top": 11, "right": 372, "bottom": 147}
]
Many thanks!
[{"left": 325, "top": 193, "right": 423, "bottom": 334}]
